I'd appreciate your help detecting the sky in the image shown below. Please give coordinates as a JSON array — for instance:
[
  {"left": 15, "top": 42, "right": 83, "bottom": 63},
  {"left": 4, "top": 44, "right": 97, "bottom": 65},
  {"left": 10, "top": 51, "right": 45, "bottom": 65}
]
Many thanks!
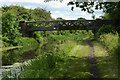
[{"left": 0, "top": 0, "right": 104, "bottom": 20}]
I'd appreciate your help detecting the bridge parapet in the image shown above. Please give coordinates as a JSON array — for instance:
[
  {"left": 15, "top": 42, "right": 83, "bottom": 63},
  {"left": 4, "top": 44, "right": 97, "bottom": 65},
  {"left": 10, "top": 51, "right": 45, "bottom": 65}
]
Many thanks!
[
  {"left": 26, "top": 20, "right": 96, "bottom": 31},
  {"left": 19, "top": 19, "right": 113, "bottom": 38}
]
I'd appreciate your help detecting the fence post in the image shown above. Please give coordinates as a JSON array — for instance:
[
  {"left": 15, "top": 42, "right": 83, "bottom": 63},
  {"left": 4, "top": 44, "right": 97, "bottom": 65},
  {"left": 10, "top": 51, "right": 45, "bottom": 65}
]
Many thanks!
[{"left": 19, "top": 21, "right": 27, "bottom": 37}]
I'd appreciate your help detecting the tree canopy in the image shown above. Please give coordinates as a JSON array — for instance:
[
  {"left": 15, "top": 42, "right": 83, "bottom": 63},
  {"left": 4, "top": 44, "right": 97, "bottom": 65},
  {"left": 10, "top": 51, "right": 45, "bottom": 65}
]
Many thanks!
[
  {"left": 2, "top": 5, "right": 53, "bottom": 21},
  {"left": 56, "top": 17, "right": 65, "bottom": 20},
  {"left": 77, "top": 17, "right": 86, "bottom": 20},
  {"left": 1, "top": 5, "right": 54, "bottom": 46},
  {"left": 68, "top": 2, "right": 120, "bottom": 21}
]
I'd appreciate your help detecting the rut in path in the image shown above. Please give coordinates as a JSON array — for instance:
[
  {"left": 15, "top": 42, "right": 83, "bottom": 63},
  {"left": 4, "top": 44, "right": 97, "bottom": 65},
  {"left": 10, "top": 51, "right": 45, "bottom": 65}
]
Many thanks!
[{"left": 87, "top": 40, "right": 99, "bottom": 78}]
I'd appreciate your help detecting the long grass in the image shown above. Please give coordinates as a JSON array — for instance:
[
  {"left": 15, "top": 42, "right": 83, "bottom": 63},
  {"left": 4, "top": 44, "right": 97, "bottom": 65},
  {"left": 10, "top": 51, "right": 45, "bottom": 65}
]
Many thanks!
[
  {"left": 18, "top": 37, "right": 91, "bottom": 78},
  {"left": 92, "top": 32, "right": 119, "bottom": 78},
  {"left": 92, "top": 41, "right": 118, "bottom": 78}
]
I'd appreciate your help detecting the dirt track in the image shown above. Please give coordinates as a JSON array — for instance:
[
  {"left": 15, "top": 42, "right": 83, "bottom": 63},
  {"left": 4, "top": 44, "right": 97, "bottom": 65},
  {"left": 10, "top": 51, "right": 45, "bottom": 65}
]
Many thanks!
[{"left": 87, "top": 40, "right": 99, "bottom": 78}]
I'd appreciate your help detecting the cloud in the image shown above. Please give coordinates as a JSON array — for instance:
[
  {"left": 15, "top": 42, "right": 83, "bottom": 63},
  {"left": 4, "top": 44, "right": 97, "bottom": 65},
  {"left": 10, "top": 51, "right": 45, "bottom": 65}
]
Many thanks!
[{"left": 0, "top": 0, "right": 103, "bottom": 20}]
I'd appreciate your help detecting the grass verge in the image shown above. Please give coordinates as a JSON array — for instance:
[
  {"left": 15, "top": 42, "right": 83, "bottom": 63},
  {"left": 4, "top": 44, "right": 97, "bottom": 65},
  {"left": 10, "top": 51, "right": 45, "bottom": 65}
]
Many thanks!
[
  {"left": 92, "top": 41, "right": 118, "bottom": 78},
  {"left": 51, "top": 40, "right": 91, "bottom": 78},
  {"left": 1, "top": 46, "right": 23, "bottom": 51}
]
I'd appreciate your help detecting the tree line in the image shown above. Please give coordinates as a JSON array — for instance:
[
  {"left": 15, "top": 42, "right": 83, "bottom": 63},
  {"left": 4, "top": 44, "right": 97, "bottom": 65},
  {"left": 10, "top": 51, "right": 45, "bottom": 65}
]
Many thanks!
[{"left": 1, "top": 5, "right": 53, "bottom": 46}]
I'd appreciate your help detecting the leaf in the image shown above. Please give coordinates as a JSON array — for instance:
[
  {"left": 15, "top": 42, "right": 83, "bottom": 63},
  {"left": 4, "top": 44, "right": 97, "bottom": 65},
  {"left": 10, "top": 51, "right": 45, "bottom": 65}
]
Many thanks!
[
  {"left": 67, "top": 1, "right": 74, "bottom": 6},
  {"left": 82, "top": 8, "right": 86, "bottom": 11},
  {"left": 76, "top": 4, "right": 79, "bottom": 7},
  {"left": 80, "top": 5, "right": 84, "bottom": 8},
  {"left": 75, "top": 2, "right": 79, "bottom": 7},
  {"left": 71, "top": 7, "right": 74, "bottom": 11},
  {"left": 95, "top": 5, "right": 99, "bottom": 10}
]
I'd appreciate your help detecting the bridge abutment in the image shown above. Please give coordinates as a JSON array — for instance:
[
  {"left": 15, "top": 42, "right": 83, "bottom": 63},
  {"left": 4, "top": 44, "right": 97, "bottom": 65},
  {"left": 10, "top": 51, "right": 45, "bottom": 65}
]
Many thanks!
[
  {"left": 19, "top": 21, "right": 34, "bottom": 37},
  {"left": 19, "top": 21, "right": 27, "bottom": 37},
  {"left": 93, "top": 19, "right": 114, "bottom": 39},
  {"left": 93, "top": 19, "right": 103, "bottom": 39}
]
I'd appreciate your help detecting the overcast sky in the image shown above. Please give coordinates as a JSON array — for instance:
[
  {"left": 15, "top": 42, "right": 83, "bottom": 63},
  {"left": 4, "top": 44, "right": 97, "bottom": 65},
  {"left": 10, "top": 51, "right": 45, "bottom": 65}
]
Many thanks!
[{"left": 0, "top": 0, "right": 104, "bottom": 20}]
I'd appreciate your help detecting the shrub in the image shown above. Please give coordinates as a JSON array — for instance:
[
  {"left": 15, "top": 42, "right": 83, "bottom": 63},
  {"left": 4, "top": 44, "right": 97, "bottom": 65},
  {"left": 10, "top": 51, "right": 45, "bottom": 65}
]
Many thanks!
[
  {"left": 99, "top": 32, "right": 119, "bottom": 53},
  {"left": 97, "top": 25, "right": 116, "bottom": 37}
]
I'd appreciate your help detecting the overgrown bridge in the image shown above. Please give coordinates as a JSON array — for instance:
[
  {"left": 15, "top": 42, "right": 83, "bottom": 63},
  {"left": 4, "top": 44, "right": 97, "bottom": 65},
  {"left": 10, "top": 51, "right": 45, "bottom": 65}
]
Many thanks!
[{"left": 19, "top": 19, "right": 114, "bottom": 38}]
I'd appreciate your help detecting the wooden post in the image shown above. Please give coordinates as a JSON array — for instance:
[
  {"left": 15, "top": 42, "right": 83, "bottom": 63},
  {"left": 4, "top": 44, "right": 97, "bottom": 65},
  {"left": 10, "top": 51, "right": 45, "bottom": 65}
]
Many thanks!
[{"left": 19, "top": 21, "right": 27, "bottom": 37}]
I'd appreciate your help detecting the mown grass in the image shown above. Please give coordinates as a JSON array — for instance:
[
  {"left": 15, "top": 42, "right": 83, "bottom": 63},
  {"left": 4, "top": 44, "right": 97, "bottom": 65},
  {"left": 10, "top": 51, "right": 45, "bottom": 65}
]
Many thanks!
[
  {"left": 92, "top": 41, "right": 118, "bottom": 78},
  {"left": 51, "top": 41, "right": 91, "bottom": 78},
  {"left": 52, "top": 33, "right": 88, "bottom": 41}
]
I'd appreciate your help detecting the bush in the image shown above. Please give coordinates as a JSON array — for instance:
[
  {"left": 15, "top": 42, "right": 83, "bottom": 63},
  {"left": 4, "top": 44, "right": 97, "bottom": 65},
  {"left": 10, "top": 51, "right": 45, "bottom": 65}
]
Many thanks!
[
  {"left": 97, "top": 25, "right": 116, "bottom": 37},
  {"left": 99, "top": 32, "right": 119, "bottom": 53}
]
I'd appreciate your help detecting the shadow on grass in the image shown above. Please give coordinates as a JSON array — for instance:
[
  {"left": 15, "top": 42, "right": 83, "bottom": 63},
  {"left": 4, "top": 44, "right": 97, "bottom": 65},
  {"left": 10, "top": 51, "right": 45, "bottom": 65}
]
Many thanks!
[
  {"left": 51, "top": 56, "right": 92, "bottom": 78},
  {"left": 95, "top": 56, "right": 118, "bottom": 78},
  {"left": 91, "top": 40, "right": 119, "bottom": 78}
]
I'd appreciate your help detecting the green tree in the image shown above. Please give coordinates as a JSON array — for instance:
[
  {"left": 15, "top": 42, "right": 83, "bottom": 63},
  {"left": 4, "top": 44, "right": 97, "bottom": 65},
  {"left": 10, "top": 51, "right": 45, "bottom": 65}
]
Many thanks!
[
  {"left": 77, "top": 17, "right": 86, "bottom": 20},
  {"left": 2, "top": 11, "right": 21, "bottom": 46},
  {"left": 56, "top": 17, "right": 65, "bottom": 20},
  {"left": 32, "top": 8, "right": 52, "bottom": 21},
  {"left": 2, "top": 5, "right": 53, "bottom": 21}
]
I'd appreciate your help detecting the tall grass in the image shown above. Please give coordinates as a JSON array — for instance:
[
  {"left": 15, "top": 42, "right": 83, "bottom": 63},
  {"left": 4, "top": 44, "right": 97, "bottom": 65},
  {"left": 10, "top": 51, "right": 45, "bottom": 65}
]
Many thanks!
[
  {"left": 96, "top": 32, "right": 119, "bottom": 78},
  {"left": 99, "top": 32, "right": 119, "bottom": 54},
  {"left": 92, "top": 41, "right": 118, "bottom": 78},
  {"left": 21, "top": 52, "right": 62, "bottom": 78}
]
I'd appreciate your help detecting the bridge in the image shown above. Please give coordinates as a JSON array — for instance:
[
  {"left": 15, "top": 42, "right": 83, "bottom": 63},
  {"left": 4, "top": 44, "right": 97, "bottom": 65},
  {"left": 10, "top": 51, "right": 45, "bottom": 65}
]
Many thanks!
[{"left": 19, "top": 19, "right": 114, "bottom": 38}]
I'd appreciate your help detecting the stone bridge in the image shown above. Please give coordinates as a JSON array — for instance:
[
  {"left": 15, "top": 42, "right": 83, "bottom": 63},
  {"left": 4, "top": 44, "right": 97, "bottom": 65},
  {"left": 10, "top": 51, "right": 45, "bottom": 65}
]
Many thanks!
[{"left": 19, "top": 19, "right": 114, "bottom": 38}]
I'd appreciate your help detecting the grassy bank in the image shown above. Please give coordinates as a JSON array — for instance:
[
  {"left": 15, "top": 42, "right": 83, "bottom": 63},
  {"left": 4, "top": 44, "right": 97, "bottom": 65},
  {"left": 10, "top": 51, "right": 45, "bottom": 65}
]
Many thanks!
[
  {"left": 2, "top": 37, "right": 39, "bottom": 66},
  {"left": 1, "top": 46, "right": 23, "bottom": 51},
  {"left": 2, "top": 37, "right": 38, "bottom": 51},
  {"left": 18, "top": 38, "right": 91, "bottom": 78}
]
